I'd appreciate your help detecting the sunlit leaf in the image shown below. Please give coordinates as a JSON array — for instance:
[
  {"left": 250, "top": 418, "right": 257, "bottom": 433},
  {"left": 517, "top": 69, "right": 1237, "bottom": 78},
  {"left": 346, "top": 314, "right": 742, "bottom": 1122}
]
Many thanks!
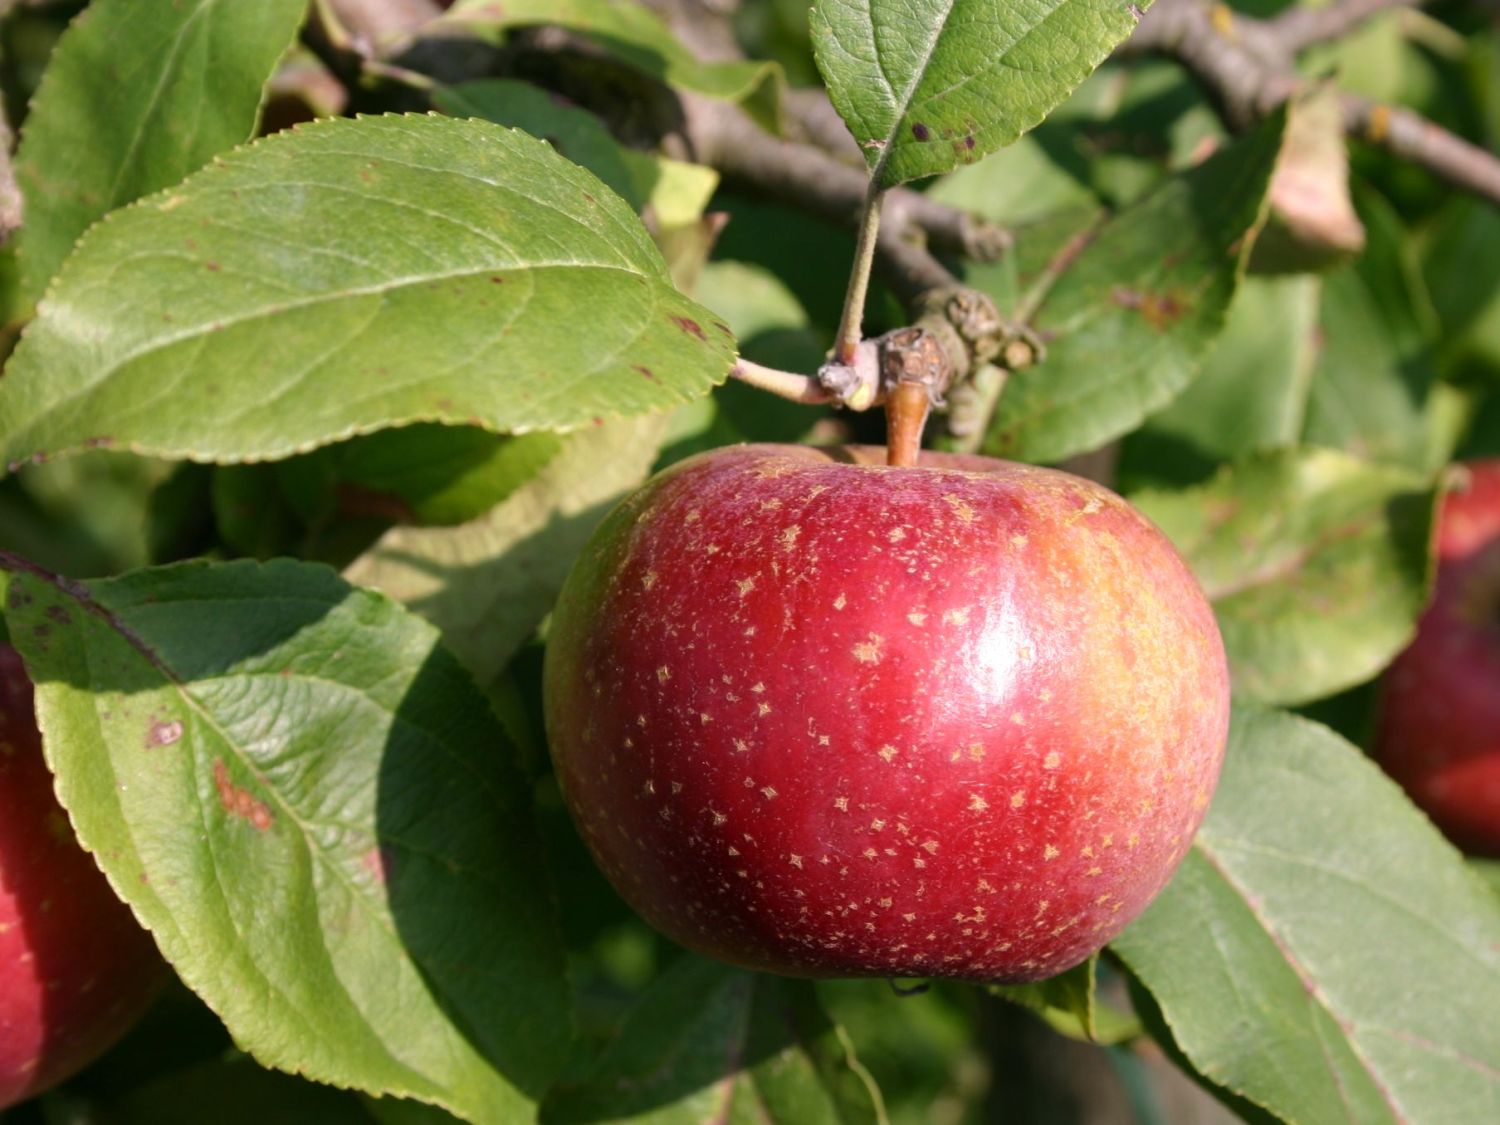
[
  {"left": 0, "top": 115, "right": 733, "bottom": 472},
  {"left": 811, "top": 0, "right": 1148, "bottom": 189}
]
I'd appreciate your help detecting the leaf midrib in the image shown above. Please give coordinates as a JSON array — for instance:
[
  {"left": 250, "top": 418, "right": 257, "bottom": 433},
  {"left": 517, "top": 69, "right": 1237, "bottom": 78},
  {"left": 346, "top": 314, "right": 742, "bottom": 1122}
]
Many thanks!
[
  {"left": 1193, "top": 838, "right": 1409, "bottom": 1124},
  {"left": 103, "top": 0, "right": 219, "bottom": 207},
  {"left": 869, "top": 0, "right": 958, "bottom": 184},
  {"left": 2, "top": 260, "right": 659, "bottom": 457}
]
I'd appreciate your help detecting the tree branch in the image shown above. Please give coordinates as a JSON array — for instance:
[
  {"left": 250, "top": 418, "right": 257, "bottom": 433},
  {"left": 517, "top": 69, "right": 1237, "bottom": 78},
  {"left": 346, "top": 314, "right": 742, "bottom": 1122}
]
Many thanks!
[
  {"left": 1123, "top": 0, "right": 1500, "bottom": 206},
  {"left": 729, "top": 358, "right": 834, "bottom": 404},
  {"left": 1268, "top": 0, "right": 1425, "bottom": 54},
  {"left": 1341, "top": 93, "right": 1500, "bottom": 202},
  {"left": 784, "top": 87, "right": 866, "bottom": 166},
  {"left": 679, "top": 94, "right": 1012, "bottom": 270}
]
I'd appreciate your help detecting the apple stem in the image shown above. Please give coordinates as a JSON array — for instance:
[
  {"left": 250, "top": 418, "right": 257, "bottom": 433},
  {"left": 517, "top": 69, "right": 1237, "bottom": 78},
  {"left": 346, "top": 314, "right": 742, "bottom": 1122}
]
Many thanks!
[
  {"left": 833, "top": 185, "right": 885, "bottom": 367},
  {"left": 885, "top": 381, "right": 931, "bottom": 468}
]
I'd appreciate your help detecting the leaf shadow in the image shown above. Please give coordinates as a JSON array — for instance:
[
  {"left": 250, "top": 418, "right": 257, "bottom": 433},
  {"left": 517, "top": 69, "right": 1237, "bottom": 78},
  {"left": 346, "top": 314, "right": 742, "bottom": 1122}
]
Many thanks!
[
  {"left": 359, "top": 489, "right": 628, "bottom": 692},
  {"left": 376, "top": 641, "right": 573, "bottom": 1107},
  {"left": 541, "top": 955, "right": 867, "bottom": 1124}
]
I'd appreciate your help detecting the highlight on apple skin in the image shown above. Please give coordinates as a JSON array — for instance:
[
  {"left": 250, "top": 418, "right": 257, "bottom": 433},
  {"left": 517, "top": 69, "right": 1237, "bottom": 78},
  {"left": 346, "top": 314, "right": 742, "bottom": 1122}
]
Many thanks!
[
  {"left": 543, "top": 444, "right": 1231, "bottom": 983},
  {"left": 1, "top": 645, "right": 164, "bottom": 1110},
  {"left": 1377, "top": 459, "right": 1500, "bottom": 856}
]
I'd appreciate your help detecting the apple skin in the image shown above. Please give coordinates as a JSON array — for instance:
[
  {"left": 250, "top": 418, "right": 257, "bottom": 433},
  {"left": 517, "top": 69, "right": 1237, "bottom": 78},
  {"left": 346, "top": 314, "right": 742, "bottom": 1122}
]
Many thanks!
[
  {"left": 544, "top": 444, "right": 1230, "bottom": 982},
  {"left": 1, "top": 644, "right": 163, "bottom": 1109},
  {"left": 1376, "top": 460, "right": 1500, "bottom": 856}
]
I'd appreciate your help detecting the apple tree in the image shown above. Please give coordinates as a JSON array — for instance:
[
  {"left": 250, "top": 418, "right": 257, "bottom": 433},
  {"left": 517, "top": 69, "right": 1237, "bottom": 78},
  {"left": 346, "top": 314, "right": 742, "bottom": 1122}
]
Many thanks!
[{"left": 0, "top": 0, "right": 1498, "bottom": 1122}]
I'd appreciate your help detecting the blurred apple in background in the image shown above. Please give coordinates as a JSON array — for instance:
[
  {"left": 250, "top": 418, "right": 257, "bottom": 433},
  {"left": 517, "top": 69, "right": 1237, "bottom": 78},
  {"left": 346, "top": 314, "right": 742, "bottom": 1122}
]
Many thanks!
[{"left": 1377, "top": 460, "right": 1500, "bottom": 855}]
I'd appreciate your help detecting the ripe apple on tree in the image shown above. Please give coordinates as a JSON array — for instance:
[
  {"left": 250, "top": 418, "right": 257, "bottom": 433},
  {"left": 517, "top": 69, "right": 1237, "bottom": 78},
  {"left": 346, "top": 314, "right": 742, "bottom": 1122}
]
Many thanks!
[
  {"left": 0, "top": 645, "right": 163, "bottom": 1110},
  {"left": 543, "top": 443, "right": 1230, "bottom": 982},
  {"left": 1377, "top": 460, "right": 1500, "bottom": 856}
]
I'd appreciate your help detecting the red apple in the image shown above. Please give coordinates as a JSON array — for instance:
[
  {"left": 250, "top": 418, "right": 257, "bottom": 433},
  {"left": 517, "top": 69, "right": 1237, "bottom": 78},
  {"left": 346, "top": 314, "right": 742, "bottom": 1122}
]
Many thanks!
[
  {"left": 543, "top": 445, "right": 1229, "bottom": 981},
  {"left": 1376, "top": 459, "right": 1500, "bottom": 855},
  {"left": 1, "top": 644, "right": 163, "bottom": 1109}
]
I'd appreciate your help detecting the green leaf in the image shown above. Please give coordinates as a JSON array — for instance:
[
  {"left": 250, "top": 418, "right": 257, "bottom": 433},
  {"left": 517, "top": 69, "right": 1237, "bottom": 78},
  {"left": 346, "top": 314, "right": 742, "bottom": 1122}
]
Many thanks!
[
  {"left": 544, "top": 955, "right": 883, "bottom": 1124},
  {"left": 1300, "top": 7, "right": 1411, "bottom": 106},
  {"left": 1117, "top": 274, "right": 1323, "bottom": 490},
  {"left": 0, "top": 556, "right": 572, "bottom": 1123},
  {"left": 655, "top": 262, "right": 828, "bottom": 467},
  {"left": 991, "top": 957, "right": 1098, "bottom": 1042},
  {"left": 107, "top": 1054, "right": 377, "bottom": 1125},
  {"left": 212, "top": 464, "right": 308, "bottom": 559},
  {"left": 1124, "top": 192, "right": 1461, "bottom": 489},
  {"left": 433, "top": 79, "right": 645, "bottom": 210},
  {"left": 982, "top": 110, "right": 1284, "bottom": 463},
  {"left": 0, "top": 450, "right": 181, "bottom": 577},
  {"left": 948, "top": 206, "right": 1110, "bottom": 351},
  {"left": 0, "top": 114, "right": 734, "bottom": 472},
  {"left": 1303, "top": 188, "right": 1444, "bottom": 473},
  {"left": 213, "top": 427, "right": 567, "bottom": 560},
  {"left": 1113, "top": 706, "right": 1500, "bottom": 1125},
  {"left": 691, "top": 260, "right": 829, "bottom": 413},
  {"left": 344, "top": 414, "right": 665, "bottom": 686},
  {"left": 334, "top": 427, "right": 566, "bottom": 527},
  {"left": 927, "top": 134, "right": 1098, "bottom": 226},
  {"left": 814, "top": 981, "right": 985, "bottom": 1124},
  {"left": 928, "top": 60, "right": 1222, "bottom": 216},
  {"left": 440, "top": 0, "right": 783, "bottom": 132},
  {"left": 432, "top": 79, "right": 720, "bottom": 232},
  {"left": 1473, "top": 860, "right": 1500, "bottom": 903},
  {"left": 810, "top": 0, "right": 1149, "bottom": 190},
  {"left": 1424, "top": 197, "right": 1500, "bottom": 375},
  {"left": 14, "top": 0, "right": 307, "bottom": 301},
  {"left": 1132, "top": 448, "right": 1437, "bottom": 706}
]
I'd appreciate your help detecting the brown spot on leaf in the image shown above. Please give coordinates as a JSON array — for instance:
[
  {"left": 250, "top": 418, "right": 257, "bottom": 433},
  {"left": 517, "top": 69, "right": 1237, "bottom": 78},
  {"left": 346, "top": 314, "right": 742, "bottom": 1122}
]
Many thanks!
[
  {"left": 671, "top": 315, "right": 707, "bottom": 341},
  {"left": 214, "top": 761, "right": 273, "bottom": 831},
  {"left": 1110, "top": 287, "right": 1188, "bottom": 331},
  {"left": 204, "top": 261, "right": 220, "bottom": 272},
  {"left": 633, "top": 364, "right": 659, "bottom": 383},
  {"left": 912, "top": 122, "right": 931, "bottom": 141}
]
